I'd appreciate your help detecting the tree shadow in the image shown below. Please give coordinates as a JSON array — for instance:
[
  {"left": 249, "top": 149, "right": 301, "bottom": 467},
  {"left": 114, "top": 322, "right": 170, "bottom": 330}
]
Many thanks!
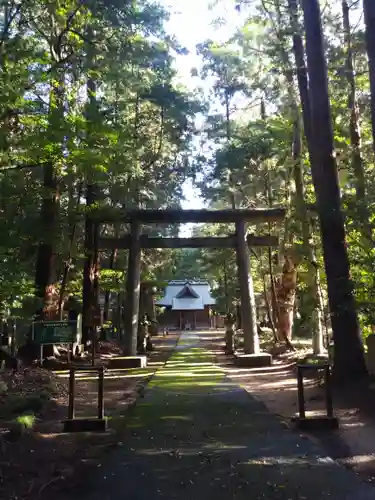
[{"left": 56, "top": 362, "right": 375, "bottom": 500}]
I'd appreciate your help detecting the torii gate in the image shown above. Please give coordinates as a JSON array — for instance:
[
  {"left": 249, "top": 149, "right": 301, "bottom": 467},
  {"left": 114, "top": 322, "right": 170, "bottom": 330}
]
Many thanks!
[{"left": 98, "top": 207, "right": 285, "bottom": 367}]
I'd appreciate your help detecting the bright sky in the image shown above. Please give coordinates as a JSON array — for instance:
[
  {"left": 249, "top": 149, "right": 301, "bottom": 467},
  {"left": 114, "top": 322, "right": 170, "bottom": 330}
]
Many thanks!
[
  {"left": 160, "top": 0, "right": 241, "bottom": 234},
  {"left": 162, "top": 0, "right": 242, "bottom": 93}
]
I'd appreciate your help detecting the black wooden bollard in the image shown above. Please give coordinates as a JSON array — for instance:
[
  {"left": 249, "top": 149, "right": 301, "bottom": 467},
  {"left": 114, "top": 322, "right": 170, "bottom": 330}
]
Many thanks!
[
  {"left": 68, "top": 368, "right": 76, "bottom": 420},
  {"left": 297, "top": 365, "right": 305, "bottom": 419},
  {"left": 324, "top": 364, "right": 333, "bottom": 419},
  {"left": 294, "top": 361, "right": 338, "bottom": 430},
  {"left": 98, "top": 366, "right": 104, "bottom": 419}
]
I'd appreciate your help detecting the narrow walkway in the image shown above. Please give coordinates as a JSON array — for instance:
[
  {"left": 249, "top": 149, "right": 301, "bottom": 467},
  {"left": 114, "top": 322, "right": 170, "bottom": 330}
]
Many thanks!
[{"left": 68, "top": 332, "right": 375, "bottom": 500}]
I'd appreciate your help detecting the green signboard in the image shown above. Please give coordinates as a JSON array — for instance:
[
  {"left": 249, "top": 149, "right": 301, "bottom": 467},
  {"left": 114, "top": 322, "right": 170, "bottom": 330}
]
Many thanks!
[{"left": 32, "top": 320, "right": 77, "bottom": 345}]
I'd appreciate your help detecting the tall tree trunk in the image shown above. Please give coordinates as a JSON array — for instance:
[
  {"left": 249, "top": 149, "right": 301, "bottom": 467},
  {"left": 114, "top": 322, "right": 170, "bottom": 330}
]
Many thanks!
[
  {"left": 276, "top": 256, "right": 297, "bottom": 350},
  {"left": 35, "top": 77, "right": 63, "bottom": 319},
  {"left": 225, "top": 88, "right": 231, "bottom": 143},
  {"left": 287, "top": 0, "right": 313, "bottom": 148},
  {"left": 264, "top": 171, "right": 280, "bottom": 336},
  {"left": 102, "top": 75, "right": 123, "bottom": 326},
  {"left": 139, "top": 282, "right": 147, "bottom": 318},
  {"left": 342, "top": 0, "right": 372, "bottom": 243},
  {"left": 261, "top": 258, "right": 277, "bottom": 341},
  {"left": 363, "top": 0, "right": 375, "bottom": 156},
  {"left": 267, "top": 165, "right": 295, "bottom": 349},
  {"left": 261, "top": 100, "right": 283, "bottom": 342},
  {"left": 103, "top": 247, "right": 118, "bottom": 322},
  {"left": 223, "top": 259, "right": 229, "bottom": 311},
  {"left": 82, "top": 36, "right": 100, "bottom": 346},
  {"left": 0, "top": 3, "right": 10, "bottom": 153},
  {"left": 34, "top": 162, "right": 59, "bottom": 316},
  {"left": 139, "top": 282, "right": 157, "bottom": 333},
  {"left": 292, "top": 112, "right": 324, "bottom": 354},
  {"left": 227, "top": 88, "right": 258, "bottom": 342},
  {"left": 58, "top": 180, "right": 83, "bottom": 315},
  {"left": 82, "top": 183, "right": 99, "bottom": 345},
  {"left": 286, "top": 0, "right": 325, "bottom": 353},
  {"left": 225, "top": 88, "right": 236, "bottom": 210},
  {"left": 301, "top": 0, "right": 367, "bottom": 382}
]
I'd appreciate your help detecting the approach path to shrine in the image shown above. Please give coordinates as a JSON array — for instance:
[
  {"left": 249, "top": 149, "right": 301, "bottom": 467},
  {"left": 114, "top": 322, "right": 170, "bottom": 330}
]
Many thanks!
[{"left": 64, "top": 331, "right": 375, "bottom": 500}]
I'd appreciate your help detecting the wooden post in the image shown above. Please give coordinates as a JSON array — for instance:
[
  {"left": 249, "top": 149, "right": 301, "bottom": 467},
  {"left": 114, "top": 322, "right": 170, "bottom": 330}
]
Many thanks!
[
  {"left": 297, "top": 365, "right": 306, "bottom": 418},
  {"left": 297, "top": 362, "right": 336, "bottom": 424},
  {"left": 194, "top": 311, "right": 197, "bottom": 330},
  {"left": 98, "top": 366, "right": 104, "bottom": 419},
  {"left": 324, "top": 364, "right": 333, "bottom": 418},
  {"left": 91, "top": 336, "right": 95, "bottom": 366},
  {"left": 235, "top": 220, "right": 259, "bottom": 354},
  {"left": 68, "top": 368, "right": 76, "bottom": 420},
  {"left": 124, "top": 219, "right": 141, "bottom": 356}
]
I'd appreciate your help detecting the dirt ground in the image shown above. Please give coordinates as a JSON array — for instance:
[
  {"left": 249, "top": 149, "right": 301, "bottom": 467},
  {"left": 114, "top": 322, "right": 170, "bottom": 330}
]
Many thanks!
[
  {"left": 4, "top": 329, "right": 375, "bottom": 498},
  {"left": 209, "top": 330, "right": 375, "bottom": 485},
  {"left": 52, "top": 330, "right": 375, "bottom": 500},
  {"left": 0, "top": 333, "right": 180, "bottom": 500}
]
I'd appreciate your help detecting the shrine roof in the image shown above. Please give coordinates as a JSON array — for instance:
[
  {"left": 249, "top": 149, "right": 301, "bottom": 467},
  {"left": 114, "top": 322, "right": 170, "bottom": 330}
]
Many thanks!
[
  {"left": 156, "top": 280, "right": 216, "bottom": 308},
  {"left": 172, "top": 297, "right": 204, "bottom": 310}
]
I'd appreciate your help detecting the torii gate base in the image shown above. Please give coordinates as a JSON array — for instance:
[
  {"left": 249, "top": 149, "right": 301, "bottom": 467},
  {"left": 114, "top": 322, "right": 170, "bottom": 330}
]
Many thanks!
[
  {"left": 108, "top": 355, "right": 147, "bottom": 370},
  {"left": 234, "top": 352, "right": 272, "bottom": 368}
]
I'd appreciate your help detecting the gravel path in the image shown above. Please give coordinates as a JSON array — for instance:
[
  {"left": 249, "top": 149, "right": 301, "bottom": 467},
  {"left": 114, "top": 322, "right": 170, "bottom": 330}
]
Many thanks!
[{"left": 65, "top": 332, "right": 375, "bottom": 500}]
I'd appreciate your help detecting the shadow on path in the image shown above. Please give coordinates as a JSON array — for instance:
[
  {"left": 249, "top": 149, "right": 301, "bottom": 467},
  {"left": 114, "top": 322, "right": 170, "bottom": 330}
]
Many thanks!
[{"left": 60, "top": 331, "right": 375, "bottom": 500}]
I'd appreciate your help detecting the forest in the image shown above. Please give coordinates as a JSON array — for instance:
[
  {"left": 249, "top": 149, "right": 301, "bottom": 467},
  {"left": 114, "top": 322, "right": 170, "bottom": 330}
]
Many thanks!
[{"left": 0, "top": 0, "right": 375, "bottom": 387}]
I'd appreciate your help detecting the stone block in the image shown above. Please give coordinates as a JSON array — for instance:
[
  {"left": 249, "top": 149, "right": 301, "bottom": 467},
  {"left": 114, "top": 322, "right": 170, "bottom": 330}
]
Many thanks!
[
  {"left": 292, "top": 415, "right": 339, "bottom": 431},
  {"left": 63, "top": 418, "right": 107, "bottom": 433},
  {"left": 234, "top": 352, "right": 272, "bottom": 368},
  {"left": 108, "top": 356, "right": 147, "bottom": 369}
]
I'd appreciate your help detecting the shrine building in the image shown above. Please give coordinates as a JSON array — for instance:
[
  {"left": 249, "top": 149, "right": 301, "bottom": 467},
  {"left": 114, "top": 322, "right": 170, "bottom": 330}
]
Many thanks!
[{"left": 156, "top": 279, "right": 216, "bottom": 329}]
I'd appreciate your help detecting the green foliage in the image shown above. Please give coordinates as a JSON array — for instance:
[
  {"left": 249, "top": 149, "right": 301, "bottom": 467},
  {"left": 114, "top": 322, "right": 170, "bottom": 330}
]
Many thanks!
[
  {"left": 0, "top": 0, "right": 203, "bottom": 317},
  {"left": 16, "top": 413, "right": 36, "bottom": 429},
  {"left": 191, "top": 0, "right": 375, "bottom": 344},
  {"left": 1, "top": 0, "right": 375, "bottom": 355}
]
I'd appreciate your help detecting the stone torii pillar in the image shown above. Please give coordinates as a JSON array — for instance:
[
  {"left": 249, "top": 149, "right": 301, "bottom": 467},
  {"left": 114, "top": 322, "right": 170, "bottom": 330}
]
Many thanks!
[
  {"left": 235, "top": 220, "right": 271, "bottom": 367},
  {"left": 123, "top": 219, "right": 141, "bottom": 356},
  {"left": 235, "top": 220, "right": 259, "bottom": 354}
]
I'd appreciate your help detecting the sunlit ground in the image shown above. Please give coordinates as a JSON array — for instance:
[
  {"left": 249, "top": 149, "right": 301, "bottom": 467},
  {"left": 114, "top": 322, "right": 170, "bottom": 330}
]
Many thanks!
[
  {"left": 71, "top": 330, "right": 375, "bottom": 500},
  {"left": 47, "top": 330, "right": 375, "bottom": 492}
]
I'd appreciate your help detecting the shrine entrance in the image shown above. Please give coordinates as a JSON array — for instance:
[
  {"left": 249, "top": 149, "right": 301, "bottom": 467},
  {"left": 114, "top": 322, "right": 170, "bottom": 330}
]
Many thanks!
[{"left": 97, "top": 207, "right": 285, "bottom": 363}]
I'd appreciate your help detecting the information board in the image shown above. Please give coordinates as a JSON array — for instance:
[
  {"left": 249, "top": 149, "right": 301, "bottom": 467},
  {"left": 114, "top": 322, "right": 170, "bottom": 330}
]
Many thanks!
[{"left": 32, "top": 320, "right": 77, "bottom": 345}]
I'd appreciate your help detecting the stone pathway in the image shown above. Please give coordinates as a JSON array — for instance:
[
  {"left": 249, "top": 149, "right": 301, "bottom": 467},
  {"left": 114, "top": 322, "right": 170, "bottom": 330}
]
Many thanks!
[{"left": 65, "top": 332, "right": 375, "bottom": 500}]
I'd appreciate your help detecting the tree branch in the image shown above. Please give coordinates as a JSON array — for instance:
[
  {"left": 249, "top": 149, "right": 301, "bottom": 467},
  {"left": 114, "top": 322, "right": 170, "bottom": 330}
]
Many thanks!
[{"left": 0, "top": 0, "right": 26, "bottom": 48}]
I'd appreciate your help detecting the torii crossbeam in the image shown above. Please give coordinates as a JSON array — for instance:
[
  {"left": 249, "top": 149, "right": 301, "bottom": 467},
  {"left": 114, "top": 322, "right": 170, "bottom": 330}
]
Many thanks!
[
  {"left": 98, "top": 235, "right": 279, "bottom": 250},
  {"left": 97, "top": 207, "right": 285, "bottom": 224}
]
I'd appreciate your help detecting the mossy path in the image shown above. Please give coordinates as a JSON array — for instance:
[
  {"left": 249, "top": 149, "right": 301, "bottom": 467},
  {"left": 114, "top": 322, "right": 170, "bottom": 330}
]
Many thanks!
[{"left": 65, "top": 332, "right": 375, "bottom": 500}]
